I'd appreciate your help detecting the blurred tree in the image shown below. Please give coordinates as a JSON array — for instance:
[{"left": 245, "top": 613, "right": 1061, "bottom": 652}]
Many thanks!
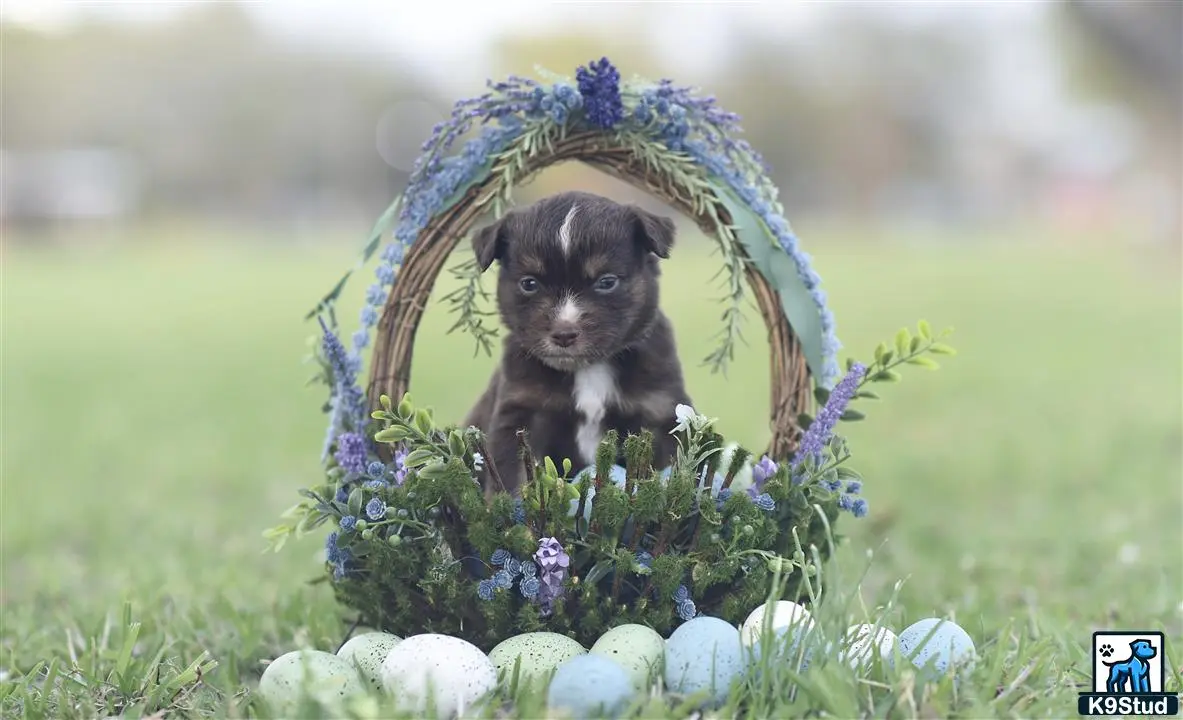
[{"left": 3, "top": 1, "right": 436, "bottom": 229}]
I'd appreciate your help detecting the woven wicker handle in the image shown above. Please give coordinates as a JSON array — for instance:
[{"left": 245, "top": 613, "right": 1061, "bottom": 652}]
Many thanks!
[{"left": 368, "top": 132, "right": 811, "bottom": 463}]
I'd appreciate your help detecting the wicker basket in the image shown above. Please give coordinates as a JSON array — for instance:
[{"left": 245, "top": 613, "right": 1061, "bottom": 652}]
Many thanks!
[{"left": 367, "top": 131, "right": 812, "bottom": 464}]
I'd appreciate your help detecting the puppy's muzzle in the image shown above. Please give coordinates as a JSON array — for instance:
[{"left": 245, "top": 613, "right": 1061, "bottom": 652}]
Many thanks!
[{"left": 549, "top": 323, "right": 580, "bottom": 348}]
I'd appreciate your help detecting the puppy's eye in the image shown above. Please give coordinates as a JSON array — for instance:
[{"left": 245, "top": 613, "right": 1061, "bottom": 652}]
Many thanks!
[
  {"left": 518, "top": 276, "right": 540, "bottom": 295},
  {"left": 593, "top": 274, "right": 619, "bottom": 293}
]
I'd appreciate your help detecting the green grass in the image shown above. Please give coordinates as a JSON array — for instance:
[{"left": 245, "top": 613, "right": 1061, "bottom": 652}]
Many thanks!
[{"left": 3, "top": 223, "right": 1181, "bottom": 718}]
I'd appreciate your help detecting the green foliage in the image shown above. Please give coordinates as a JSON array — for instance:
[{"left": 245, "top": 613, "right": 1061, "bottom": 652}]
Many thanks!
[{"left": 267, "top": 390, "right": 869, "bottom": 651}]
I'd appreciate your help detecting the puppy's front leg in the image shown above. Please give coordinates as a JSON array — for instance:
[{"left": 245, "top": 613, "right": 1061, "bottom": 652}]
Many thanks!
[{"left": 487, "top": 403, "right": 533, "bottom": 494}]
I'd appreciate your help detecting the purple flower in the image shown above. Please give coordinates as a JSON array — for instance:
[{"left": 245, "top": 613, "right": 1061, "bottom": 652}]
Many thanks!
[
  {"left": 673, "top": 584, "right": 690, "bottom": 603},
  {"left": 823, "top": 475, "right": 842, "bottom": 492},
  {"left": 751, "top": 456, "right": 779, "bottom": 489},
  {"left": 339, "top": 515, "right": 358, "bottom": 532},
  {"left": 334, "top": 486, "right": 349, "bottom": 504},
  {"left": 367, "top": 461, "right": 386, "bottom": 478},
  {"left": 362, "top": 479, "right": 387, "bottom": 491},
  {"left": 520, "top": 560, "right": 537, "bottom": 578},
  {"left": 325, "top": 531, "right": 342, "bottom": 564},
  {"left": 576, "top": 57, "right": 624, "bottom": 129},
  {"left": 334, "top": 432, "right": 368, "bottom": 475},
  {"left": 381, "top": 242, "right": 405, "bottom": 265},
  {"left": 504, "top": 556, "right": 522, "bottom": 576},
  {"left": 390, "top": 448, "right": 410, "bottom": 486},
  {"left": 319, "top": 319, "right": 368, "bottom": 457},
  {"left": 359, "top": 305, "right": 378, "bottom": 328},
  {"left": 365, "top": 283, "right": 386, "bottom": 306},
  {"left": 365, "top": 498, "right": 386, "bottom": 521},
  {"left": 493, "top": 570, "right": 514, "bottom": 589},
  {"left": 849, "top": 497, "right": 868, "bottom": 518},
  {"left": 793, "top": 364, "right": 867, "bottom": 470},
  {"left": 326, "top": 530, "right": 353, "bottom": 580},
  {"left": 635, "top": 551, "right": 654, "bottom": 569},
  {"left": 845, "top": 480, "right": 862, "bottom": 495},
  {"left": 477, "top": 579, "right": 495, "bottom": 601},
  {"left": 533, "top": 537, "right": 571, "bottom": 613},
  {"left": 677, "top": 598, "right": 697, "bottom": 621},
  {"left": 490, "top": 548, "right": 510, "bottom": 566}
]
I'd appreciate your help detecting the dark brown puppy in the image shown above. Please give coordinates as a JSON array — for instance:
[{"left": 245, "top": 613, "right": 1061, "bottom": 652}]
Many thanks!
[{"left": 464, "top": 191, "right": 692, "bottom": 492}]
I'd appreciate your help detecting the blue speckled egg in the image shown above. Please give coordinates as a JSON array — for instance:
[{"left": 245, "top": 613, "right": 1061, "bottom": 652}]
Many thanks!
[
  {"left": 568, "top": 465, "right": 628, "bottom": 520},
  {"left": 897, "top": 618, "right": 976, "bottom": 681},
  {"left": 664, "top": 616, "right": 745, "bottom": 706},
  {"left": 546, "top": 654, "right": 635, "bottom": 719}
]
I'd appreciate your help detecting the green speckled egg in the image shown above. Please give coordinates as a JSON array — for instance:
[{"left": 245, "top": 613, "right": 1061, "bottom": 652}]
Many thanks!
[
  {"left": 337, "top": 632, "right": 402, "bottom": 691},
  {"left": 589, "top": 624, "right": 665, "bottom": 691},
  {"left": 489, "top": 632, "right": 587, "bottom": 685},
  {"left": 257, "top": 649, "right": 363, "bottom": 716}
]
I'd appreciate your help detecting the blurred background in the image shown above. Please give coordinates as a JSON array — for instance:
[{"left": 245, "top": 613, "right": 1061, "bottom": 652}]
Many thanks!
[{"left": 5, "top": 0, "right": 1181, "bottom": 637}]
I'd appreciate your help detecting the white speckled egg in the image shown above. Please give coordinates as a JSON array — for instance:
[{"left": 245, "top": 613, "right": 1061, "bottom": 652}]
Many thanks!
[
  {"left": 840, "top": 624, "right": 897, "bottom": 670},
  {"left": 590, "top": 624, "right": 665, "bottom": 691},
  {"left": 547, "top": 654, "right": 636, "bottom": 719},
  {"left": 898, "top": 618, "right": 977, "bottom": 681},
  {"left": 741, "top": 601, "right": 814, "bottom": 646},
  {"left": 337, "top": 632, "right": 402, "bottom": 691},
  {"left": 257, "top": 649, "right": 363, "bottom": 716},
  {"left": 741, "top": 601, "right": 818, "bottom": 670},
  {"left": 716, "top": 443, "right": 755, "bottom": 494},
  {"left": 665, "top": 616, "right": 745, "bottom": 706},
  {"left": 489, "top": 632, "right": 586, "bottom": 685},
  {"left": 380, "top": 633, "right": 497, "bottom": 718}
]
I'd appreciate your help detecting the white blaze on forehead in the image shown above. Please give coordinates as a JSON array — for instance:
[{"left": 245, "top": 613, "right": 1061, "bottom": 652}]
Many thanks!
[
  {"left": 573, "top": 362, "right": 618, "bottom": 465},
  {"left": 557, "top": 204, "right": 579, "bottom": 256},
  {"left": 555, "top": 295, "right": 581, "bottom": 323}
]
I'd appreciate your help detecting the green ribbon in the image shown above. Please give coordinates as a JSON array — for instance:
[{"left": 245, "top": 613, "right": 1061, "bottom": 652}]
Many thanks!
[{"left": 713, "top": 182, "right": 826, "bottom": 387}]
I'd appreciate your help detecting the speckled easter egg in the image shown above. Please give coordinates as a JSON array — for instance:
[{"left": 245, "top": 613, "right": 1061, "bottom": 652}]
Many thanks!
[
  {"left": 898, "top": 618, "right": 977, "bottom": 680},
  {"left": 716, "top": 442, "right": 755, "bottom": 494},
  {"left": 839, "top": 624, "right": 897, "bottom": 670},
  {"left": 380, "top": 633, "right": 497, "bottom": 718},
  {"left": 489, "top": 632, "right": 587, "bottom": 685},
  {"left": 257, "top": 649, "right": 364, "bottom": 716},
  {"left": 568, "top": 465, "right": 628, "bottom": 519},
  {"left": 546, "top": 653, "right": 636, "bottom": 719},
  {"left": 665, "top": 616, "right": 745, "bottom": 706},
  {"left": 741, "top": 601, "right": 818, "bottom": 670},
  {"left": 740, "top": 601, "right": 815, "bottom": 646},
  {"left": 590, "top": 624, "right": 666, "bottom": 691},
  {"left": 337, "top": 632, "right": 402, "bottom": 691}
]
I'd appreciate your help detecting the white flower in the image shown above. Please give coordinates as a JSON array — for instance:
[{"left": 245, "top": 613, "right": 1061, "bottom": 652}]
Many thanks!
[
  {"left": 671, "top": 404, "right": 697, "bottom": 434},
  {"left": 671, "top": 403, "right": 718, "bottom": 435},
  {"left": 472, "top": 452, "right": 485, "bottom": 471}
]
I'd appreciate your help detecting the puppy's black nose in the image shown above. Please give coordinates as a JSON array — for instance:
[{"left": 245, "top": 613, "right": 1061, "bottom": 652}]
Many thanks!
[{"left": 550, "top": 329, "right": 579, "bottom": 347}]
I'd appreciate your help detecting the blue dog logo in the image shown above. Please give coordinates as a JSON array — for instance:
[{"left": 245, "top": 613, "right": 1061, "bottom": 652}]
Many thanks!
[{"left": 1101, "top": 638, "right": 1158, "bottom": 694}]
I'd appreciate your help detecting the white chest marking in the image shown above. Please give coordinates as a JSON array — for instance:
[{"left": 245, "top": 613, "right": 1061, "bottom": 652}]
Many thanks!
[
  {"left": 557, "top": 204, "right": 579, "bottom": 256},
  {"left": 572, "top": 363, "right": 618, "bottom": 464}
]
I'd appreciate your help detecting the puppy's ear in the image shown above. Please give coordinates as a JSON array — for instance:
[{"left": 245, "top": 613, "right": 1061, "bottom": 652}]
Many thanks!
[
  {"left": 471, "top": 217, "right": 507, "bottom": 272},
  {"left": 630, "top": 206, "right": 676, "bottom": 259}
]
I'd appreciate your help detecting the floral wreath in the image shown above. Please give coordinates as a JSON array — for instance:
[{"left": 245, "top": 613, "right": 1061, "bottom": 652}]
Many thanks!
[{"left": 266, "top": 58, "right": 955, "bottom": 650}]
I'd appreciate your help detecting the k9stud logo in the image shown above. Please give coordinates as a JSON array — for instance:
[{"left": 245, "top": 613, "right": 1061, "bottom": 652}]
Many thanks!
[{"left": 1078, "top": 631, "right": 1179, "bottom": 716}]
